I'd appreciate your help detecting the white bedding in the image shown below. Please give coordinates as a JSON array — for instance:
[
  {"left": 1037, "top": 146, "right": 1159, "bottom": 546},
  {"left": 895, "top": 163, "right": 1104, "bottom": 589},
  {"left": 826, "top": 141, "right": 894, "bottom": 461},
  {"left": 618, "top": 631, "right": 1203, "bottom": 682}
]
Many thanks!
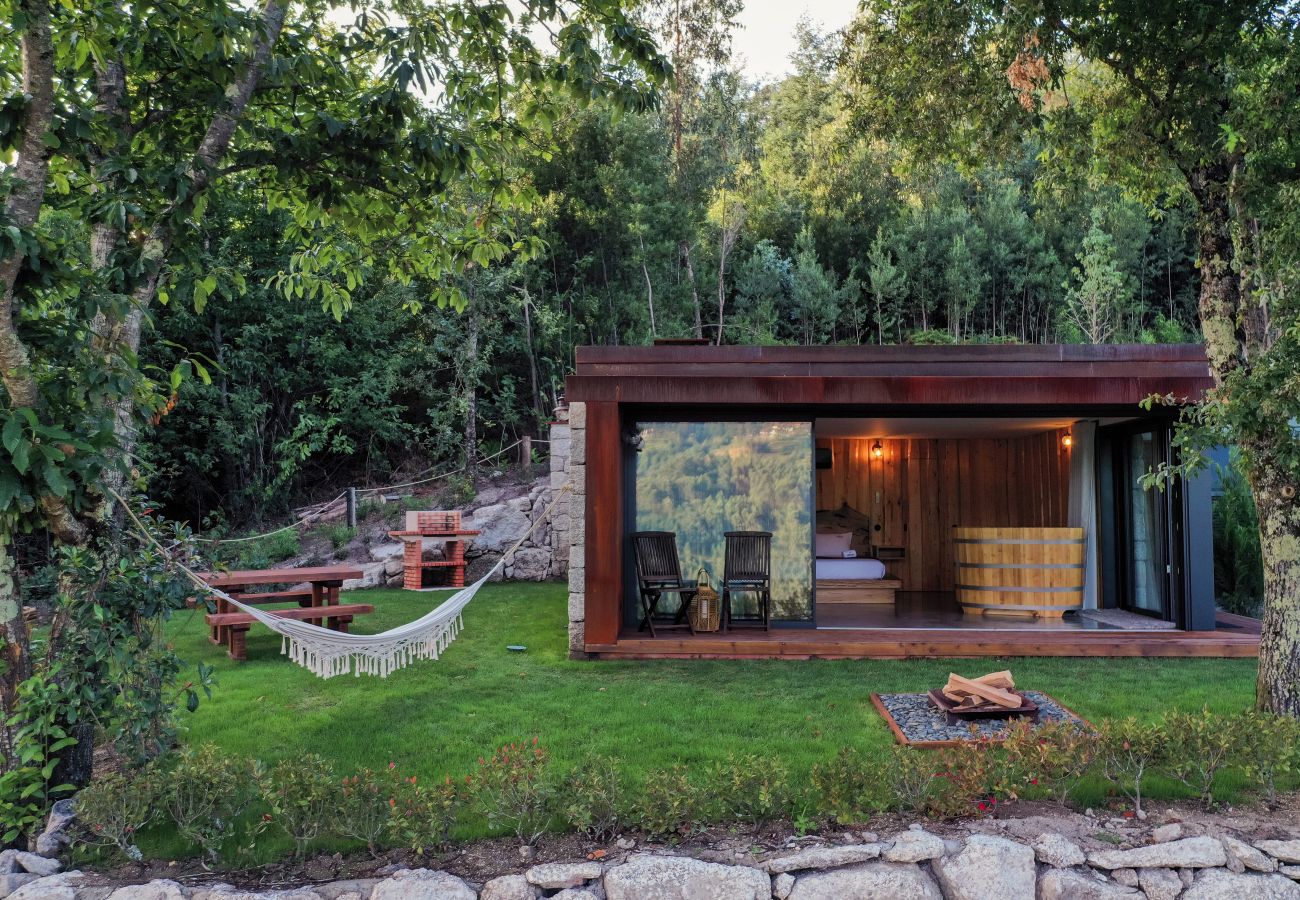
[{"left": 815, "top": 558, "right": 887, "bottom": 581}]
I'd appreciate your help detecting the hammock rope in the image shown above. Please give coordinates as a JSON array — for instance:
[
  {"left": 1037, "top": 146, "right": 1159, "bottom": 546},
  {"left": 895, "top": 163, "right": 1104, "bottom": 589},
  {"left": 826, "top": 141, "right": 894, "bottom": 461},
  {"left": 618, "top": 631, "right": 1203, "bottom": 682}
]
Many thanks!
[{"left": 115, "top": 485, "right": 571, "bottom": 679}]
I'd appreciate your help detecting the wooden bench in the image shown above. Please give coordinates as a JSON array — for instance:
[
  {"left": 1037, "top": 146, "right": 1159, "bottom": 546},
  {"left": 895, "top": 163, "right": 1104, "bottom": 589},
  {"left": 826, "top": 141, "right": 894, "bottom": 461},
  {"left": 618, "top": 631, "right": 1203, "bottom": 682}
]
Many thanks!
[
  {"left": 189, "top": 588, "right": 314, "bottom": 610},
  {"left": 205, "top": 603, "right": 374, "bottom": 661}
]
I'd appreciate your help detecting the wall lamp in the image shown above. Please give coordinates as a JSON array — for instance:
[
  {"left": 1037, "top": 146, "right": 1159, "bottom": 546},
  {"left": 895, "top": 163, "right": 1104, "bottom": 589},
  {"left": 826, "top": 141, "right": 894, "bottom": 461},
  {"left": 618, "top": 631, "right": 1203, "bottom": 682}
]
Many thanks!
[
  {"left": 871, "top": 440, "right": 884, "bottom": 460},
  {"left": 1061, "top": 432, "right": 1074, "bottom": 449}
]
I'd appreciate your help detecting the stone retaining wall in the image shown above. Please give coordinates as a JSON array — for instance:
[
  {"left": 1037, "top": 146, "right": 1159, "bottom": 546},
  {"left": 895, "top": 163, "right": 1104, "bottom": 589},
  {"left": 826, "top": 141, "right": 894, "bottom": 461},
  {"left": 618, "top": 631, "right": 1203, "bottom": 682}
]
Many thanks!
[{"left": 11, "top": 818, "right": 1300, "bottom": 900}]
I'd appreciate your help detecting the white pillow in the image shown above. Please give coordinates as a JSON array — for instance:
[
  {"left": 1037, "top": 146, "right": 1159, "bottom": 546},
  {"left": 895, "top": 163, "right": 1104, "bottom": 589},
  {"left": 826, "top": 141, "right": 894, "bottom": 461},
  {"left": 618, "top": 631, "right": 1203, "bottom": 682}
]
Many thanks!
[{"left": 815, "top": 532, "right": 854, "bottom": 558}]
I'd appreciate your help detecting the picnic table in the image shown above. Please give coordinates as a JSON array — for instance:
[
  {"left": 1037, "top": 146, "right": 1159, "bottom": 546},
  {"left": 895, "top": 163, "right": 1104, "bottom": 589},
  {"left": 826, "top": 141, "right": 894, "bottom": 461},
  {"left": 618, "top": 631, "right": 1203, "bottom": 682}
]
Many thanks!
[{"left": 200, "top": 565, "right": 368, "bottom": 661}]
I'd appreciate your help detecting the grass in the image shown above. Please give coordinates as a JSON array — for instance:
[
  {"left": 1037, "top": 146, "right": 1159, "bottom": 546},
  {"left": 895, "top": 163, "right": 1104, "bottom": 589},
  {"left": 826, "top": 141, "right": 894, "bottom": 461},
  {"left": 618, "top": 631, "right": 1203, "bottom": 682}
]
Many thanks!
[
  {"left": 171, "top": 581, "right": 1258, "bottom": 778},
  {"left": 153, "top": 581, "right": 1261, "bottom": 858}
]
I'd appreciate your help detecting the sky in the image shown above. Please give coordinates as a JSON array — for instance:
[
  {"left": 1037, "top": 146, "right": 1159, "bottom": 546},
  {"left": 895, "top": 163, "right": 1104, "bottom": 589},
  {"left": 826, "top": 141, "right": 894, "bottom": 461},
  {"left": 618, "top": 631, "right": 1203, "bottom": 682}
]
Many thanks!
[{"left": 731, "top": 0, "right": 861, "bottom": 82}]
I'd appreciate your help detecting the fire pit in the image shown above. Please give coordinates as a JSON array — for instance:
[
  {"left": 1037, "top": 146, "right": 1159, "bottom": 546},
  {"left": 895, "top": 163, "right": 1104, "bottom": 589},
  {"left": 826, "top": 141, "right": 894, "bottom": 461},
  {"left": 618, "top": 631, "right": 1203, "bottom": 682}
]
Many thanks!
[{"left": 927, "top": 670, "right": 1039, "bottom": 725}]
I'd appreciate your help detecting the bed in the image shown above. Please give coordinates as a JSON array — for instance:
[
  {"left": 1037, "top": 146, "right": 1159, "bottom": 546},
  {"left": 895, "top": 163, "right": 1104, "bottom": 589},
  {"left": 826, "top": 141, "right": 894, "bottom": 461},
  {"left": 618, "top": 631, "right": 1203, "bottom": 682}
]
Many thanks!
[{"left": 814, "top": 532, "right": 902, "bottom": 605}]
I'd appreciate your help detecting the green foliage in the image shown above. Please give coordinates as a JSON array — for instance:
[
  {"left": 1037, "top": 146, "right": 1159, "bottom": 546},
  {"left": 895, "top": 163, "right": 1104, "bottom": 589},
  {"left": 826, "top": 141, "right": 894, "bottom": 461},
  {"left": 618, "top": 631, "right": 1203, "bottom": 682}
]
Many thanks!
[
  {"left": 386, "top": 769, "right": 464, "bottom": 855},
  {"left": 811, "top": 747, "right": 882, "bottom": 823},
  {"left": 336, "top": 768, "right": 396, "bottom": 855},
  {"left": 1213, "top": 455, "right": 1265, "bottom": 617},
  {"left": 559, "top": 756, "right": 626, "bottom": 840},
  {"left": 260, "top": 754, "right": 338, "bottom": 858},
  {"left": 472, "top": 737, "right": 555, "bottom": 845},
  {"left": 75, "top": 770, "right": 160, "bottom": 861},
  {"left": 1235, "top": 712, "right": 1300, "bottom": 808},
  {"left": 0, "top": 672, "right": 77, "bottom": 844},
  {"left": 1160, "top": 707, "right": 1248, "bottom": 809},
  {"left": 1001, "top": 719, "right": 1097, "bottom": 805},
  {"left": 704, "top": 753, "right": 793, "bottom": 824},
  {"left": 316, "top": 525, "right": 355, "bottom": 559},
  {"left": 1095, "top": 717, "right": 1167, "bottom": 818},
  {"left": 634, "top": 764, "right": 708, "bottom": 838},
  {"left": 160, "top": 744, "right": 262, "bottom": 863},
  {"left": 217, "top": 529, "right": 302, "bottom": 572}
]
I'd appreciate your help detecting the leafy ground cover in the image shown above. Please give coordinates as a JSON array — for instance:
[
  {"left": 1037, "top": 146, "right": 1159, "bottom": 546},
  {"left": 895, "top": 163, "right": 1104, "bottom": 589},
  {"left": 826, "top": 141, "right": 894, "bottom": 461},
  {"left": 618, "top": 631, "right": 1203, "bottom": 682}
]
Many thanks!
[{"left": 169, "top": 581, "right": 1256, "bottom": 787}]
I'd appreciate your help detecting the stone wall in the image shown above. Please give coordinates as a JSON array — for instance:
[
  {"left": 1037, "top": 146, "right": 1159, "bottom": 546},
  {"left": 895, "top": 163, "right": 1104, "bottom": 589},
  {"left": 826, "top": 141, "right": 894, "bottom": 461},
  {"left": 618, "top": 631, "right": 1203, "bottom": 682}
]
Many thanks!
[
  {"left": 16, "top": 818, "right": 1300, "bottom": 900},
  {"left": 565, "top": 402, "right": 586, "bottom": 659}
]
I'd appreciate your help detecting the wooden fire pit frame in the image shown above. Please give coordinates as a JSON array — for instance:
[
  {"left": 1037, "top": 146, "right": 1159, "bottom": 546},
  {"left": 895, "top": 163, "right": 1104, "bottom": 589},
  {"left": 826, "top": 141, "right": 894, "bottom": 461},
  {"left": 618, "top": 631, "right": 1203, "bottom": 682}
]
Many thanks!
[{"left": 869, "top": 691, "right": 1093, "bottom": 748}]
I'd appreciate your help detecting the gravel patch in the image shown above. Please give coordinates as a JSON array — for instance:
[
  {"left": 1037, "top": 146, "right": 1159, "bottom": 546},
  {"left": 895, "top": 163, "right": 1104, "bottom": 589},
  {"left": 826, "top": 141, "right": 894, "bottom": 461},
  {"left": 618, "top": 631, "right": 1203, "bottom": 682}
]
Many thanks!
[{"left": 876, "top": 691, "right": 1087, "bottom": 744}]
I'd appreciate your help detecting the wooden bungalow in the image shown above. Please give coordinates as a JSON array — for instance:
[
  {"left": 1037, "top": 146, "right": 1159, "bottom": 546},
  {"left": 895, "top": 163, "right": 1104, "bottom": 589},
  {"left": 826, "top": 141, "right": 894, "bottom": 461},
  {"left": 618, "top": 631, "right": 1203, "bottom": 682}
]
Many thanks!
[{"left": 562, "top": 343, "right": 1259, "bottom": 660}]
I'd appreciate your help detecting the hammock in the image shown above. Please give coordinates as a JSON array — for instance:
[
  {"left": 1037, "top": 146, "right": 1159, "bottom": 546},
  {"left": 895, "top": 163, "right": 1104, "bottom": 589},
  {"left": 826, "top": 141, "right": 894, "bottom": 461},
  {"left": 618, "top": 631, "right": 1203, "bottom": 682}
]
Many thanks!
[{"left": 119, "top": 485, "right": 570, "bottom": 680}]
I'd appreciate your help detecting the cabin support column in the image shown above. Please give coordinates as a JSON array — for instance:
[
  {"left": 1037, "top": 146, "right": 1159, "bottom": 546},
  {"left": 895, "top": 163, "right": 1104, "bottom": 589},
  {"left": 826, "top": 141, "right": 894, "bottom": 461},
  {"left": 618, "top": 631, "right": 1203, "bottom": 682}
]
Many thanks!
[{"left": 566, "top": 401, "right": 587, "bottom": 657}]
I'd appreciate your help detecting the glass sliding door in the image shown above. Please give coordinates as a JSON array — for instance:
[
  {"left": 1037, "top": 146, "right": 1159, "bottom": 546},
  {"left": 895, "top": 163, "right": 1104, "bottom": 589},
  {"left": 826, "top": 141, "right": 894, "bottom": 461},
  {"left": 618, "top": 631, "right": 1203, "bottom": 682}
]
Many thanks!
[
  {"left": 631, "top": 421, "right": 814, "bottom": 623},
  {"left": 1120, "top": 429, "right": 1172, "bottom": 618}
]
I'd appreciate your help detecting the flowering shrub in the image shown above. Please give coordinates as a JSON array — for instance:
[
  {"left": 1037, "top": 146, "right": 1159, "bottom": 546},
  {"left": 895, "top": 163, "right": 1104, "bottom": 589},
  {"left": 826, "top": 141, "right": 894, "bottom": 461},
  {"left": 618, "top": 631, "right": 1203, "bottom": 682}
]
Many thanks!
[
  {"left": 386, "top": 764, "right": 464, "bottom": 854},
  {"left": 1095, "top": 717, "right": 1166, "bottom": 818},
  {"left": 472, "top": 737, "right": 554, "bottom": 845},
  {"left": 337, "top": 767, "right": 395, "bottom": 854},
  {"left": 1002, "top": 719, "right": 1098, "bottom": 805},
  {"left": 1161, "top": 707, "right": 1246, "bottom": 809},
  {"left": 1236, "top": 712, "right": 1300, "bottom": 808}
]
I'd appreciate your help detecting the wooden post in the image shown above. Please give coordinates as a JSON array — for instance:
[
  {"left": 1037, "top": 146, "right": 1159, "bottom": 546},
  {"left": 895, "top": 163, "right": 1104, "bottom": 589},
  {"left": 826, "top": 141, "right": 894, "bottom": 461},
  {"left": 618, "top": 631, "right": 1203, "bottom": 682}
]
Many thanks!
[
  {"left": 346, "top": 487, "right": 358, "bottom": 528},
  {"left": 521, "top": 435, "right": 532, "bottom": 476}
]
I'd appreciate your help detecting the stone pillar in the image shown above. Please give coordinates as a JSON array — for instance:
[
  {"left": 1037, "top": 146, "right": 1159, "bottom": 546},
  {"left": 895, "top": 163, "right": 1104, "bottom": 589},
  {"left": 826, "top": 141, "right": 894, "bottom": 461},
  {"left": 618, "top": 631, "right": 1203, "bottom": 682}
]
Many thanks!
[
  {"left": 547, "top": 404, "right": 571, "bottom": 579},
  {"left": 565, "top": 401, "right": 587, "bottom": 659}
]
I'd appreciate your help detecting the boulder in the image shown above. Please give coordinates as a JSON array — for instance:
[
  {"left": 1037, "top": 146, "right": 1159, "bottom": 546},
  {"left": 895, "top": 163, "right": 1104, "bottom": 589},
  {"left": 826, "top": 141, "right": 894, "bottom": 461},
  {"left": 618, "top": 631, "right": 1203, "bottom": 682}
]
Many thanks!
[
  {"left": 785, "top": 862, "right": 942, "bottom": 900},
  {"left": 766, "top": 844, "right": 882, "bottom": 873},
  {"left": 1139, "top": 867, "right": 1186, "bottom": 900},
  {"left": 34, "top": 799, "right": 76, "bottom": 857},
  {"left": 1225, "top": 836, "right": 1279, "bottom": 873},
  {"left": 603, "top": 855, "right": 769, "bottom": 900},
  {"left": 931, "top": 835, "right": 1036, "bottom": 900},
  {"left": 525, "top": 862, "right": 602, "bottom": 889},
  {"left": 8, "top": 873, "right": 84, "bottom": 900},
  {"left": 772, "top": 873, "right": 795, "bottom": 900},
  {"left": 317, "top": 882, "right": 380, "bottom": 900},
  {"left": 1183, "top": 869, "right": 1300, "bottom": 899},
  {"left": 882, "top": 830, "right": 945, "bottom": 863},
  {"left": 508, "top": 548, "right": 552, "bottom": 581},
  {"left": 1039, "top": 869, "right": 1142, "bottom": 899},
  {"left": 1113, "top": 868, "right": 1139, "bottom": 887},
  {"left": 0, "top": 874, "right": 39, "bottom": 899},
  {"left": 1259, "top": 842, "right": 1300, "bottom": 865},
  {"left": 1153, "top": 824, "right": 1185, "bottom": 843},
  {"left": 1089, "top": 837, "right": 1228, "bottom": 870},
  {"left": 0, "top": 852, "right": 60, "bottom": 877},
  {"left": 370, "top": 542, "right": 405, "bottom": 563},
  {"left": 480, "top": 874, "right": 538, "bottom": 900},
  {"left": 1281, "top": 866, "right": 1300, "bottom": 881},
  {"left": 1032, "top": 833, "right": 1087, "bottom": 868},
  {"left": 106, "top": 882, "right": 186, "bottom": 900},
  {"left": 193, "top": 890, "right": 322, "bottom": 900},
  {"left": 343, "top": 560, "right": 387, "bottom": 591},
  {"left": 551, "top": 892, "right": 599, "bottom": 900},
  {"left": 370, "top": 869, "right": 475, "bottom": 900},
  {"left": 467, "top": 504, "right": 531, "bottom": 553}
]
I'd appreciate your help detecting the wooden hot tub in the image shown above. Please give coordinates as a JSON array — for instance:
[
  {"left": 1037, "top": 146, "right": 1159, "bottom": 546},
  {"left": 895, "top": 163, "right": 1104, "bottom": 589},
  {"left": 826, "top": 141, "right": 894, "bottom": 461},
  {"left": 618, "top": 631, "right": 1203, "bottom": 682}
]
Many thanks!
[{"left": 953, "top": 527, "right": 1085, "bottom": 618}]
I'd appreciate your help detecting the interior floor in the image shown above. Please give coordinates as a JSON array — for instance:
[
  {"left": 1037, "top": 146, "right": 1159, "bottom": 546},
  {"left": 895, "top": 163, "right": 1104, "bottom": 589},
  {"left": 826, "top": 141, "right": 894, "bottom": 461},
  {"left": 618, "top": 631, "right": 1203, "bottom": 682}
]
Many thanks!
[{"left": 815, "top": 591, "right": 1169, "bottom": 631}]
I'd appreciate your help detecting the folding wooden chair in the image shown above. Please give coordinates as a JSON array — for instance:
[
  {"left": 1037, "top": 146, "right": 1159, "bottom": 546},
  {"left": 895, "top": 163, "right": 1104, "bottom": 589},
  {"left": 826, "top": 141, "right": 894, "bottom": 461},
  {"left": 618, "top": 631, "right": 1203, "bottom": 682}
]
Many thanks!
[
  {"left": 721, "top": 530, "right": 773, "bottom": 632},
  {"left": 631, "top": 531, "right": 697, "bottom": 637}
]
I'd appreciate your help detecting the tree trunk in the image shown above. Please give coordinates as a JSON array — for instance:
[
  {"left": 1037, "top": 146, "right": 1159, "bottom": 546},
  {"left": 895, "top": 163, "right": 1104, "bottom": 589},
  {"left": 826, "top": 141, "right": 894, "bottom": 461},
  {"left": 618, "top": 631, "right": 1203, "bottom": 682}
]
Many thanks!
[
  {"left": 638, "top": 234, "right": 657, "bottom": 337},
  {"left": 1188, "top": 162, "right": 1300, "bottom": 715},
  {"left": 681, "top": 241, "right": 703, "bottom": 340}
]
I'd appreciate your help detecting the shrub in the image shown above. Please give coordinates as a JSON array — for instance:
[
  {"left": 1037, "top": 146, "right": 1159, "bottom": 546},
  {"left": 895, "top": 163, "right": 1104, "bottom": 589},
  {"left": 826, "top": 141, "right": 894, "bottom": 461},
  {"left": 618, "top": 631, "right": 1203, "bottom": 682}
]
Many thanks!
[
  {"left": 634, "top": 765, "right": 708, "bottom": 839},
  {"left": 221, "top": 529, "right": 301, "bottom": 570},
  {"left": 885, "top": 746, "right": 940, "bottom": 815},
  {"left": 1236, "top": 712, "right": 1300, "bottom": 807},
  {"left": 387, "top": 768, "right": 464, "bottom": 854},
  {"left": 705, "top": 753, "right": 792, "bottom": 824},
  {"left": 1002, "top": 719, "right": 1098, "bottom": 806},
  {"left": 338, "top": 767, "right": 397, "bottom": 855},
  {"left": 473, "top": 737, "right": 554, "bottom": 846},
  {"left": 812, "top": 747, "right": 882, "bottom": 824},
  {"left": 75, "top": 770, "right": 160, "bottom": 861},
  {"left": 927, "top": 737, "right": 1004, "bottom": 818},
  {"left": 260, "top": 754, "right": 338, "bottom": 858},
  {"left": 1161, "top": 707, "right": 1247, "bottom": 809},
  {"left": 316, "top": 525, "right": 355, "bottom": 558},
  {"left": 160, "top": 744, "right": 261, "bottom": 863},
  {"left": 559, "top": 757, "right": 625, "bottom": 840},
  {"left": 1095, "top": 717, "right": 1166, "bottom": 818}
]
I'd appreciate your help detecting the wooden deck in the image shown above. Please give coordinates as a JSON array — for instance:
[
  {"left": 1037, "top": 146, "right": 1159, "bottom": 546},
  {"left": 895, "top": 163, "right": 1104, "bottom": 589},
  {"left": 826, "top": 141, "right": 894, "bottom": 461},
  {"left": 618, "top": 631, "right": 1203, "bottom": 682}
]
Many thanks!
[{"left": 587, "top": 613, "right": 1260, "bottom": 660}]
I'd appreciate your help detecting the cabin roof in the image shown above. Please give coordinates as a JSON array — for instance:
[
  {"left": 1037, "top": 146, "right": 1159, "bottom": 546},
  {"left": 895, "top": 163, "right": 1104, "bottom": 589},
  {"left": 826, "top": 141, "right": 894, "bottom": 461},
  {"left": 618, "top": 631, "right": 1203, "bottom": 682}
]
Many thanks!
[{"left": 565, "top": 343, "right": 1214, "bottom": 409}]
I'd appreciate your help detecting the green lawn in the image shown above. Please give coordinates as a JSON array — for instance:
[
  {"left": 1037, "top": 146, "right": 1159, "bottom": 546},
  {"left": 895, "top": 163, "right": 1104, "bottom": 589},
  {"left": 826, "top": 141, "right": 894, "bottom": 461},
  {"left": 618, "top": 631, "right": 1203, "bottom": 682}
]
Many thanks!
[{"left": 172, "top": 581, "right": 1258, "bottom": 780}]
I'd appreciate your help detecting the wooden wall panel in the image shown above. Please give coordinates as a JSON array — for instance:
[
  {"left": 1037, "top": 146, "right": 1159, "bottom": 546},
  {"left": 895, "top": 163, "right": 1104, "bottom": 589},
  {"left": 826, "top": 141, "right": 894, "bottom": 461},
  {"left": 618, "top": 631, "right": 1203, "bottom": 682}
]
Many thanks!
[
  {"left": 583, "top": 402, "right": 624, "bottom": 645},
  {"left": 816, "top": 429, "right": 1072, "bottom": 592}
]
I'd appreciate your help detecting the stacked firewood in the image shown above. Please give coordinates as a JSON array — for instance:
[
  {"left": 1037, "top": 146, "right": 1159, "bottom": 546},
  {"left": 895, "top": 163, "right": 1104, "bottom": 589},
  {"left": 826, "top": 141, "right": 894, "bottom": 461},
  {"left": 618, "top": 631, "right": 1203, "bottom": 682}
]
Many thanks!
[{"left": 940, "top": 670, "right": 1022, "bottom": 710}]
